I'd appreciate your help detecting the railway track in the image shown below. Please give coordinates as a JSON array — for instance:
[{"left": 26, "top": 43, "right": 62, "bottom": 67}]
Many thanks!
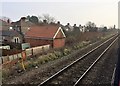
[{"left": 38, "top": 34, "right": 118, "bottom": 86}]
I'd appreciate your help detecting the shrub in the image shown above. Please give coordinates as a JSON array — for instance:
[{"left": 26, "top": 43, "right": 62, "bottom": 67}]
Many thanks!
[
  {"left": 63, "top": 48, "right": 71, "bottom": 56},
  {"left": 48, "top": 53, "right": 56, "bottom": 60},
  {"left": 73, "top": 40, "right": 90, "bottom": 50},
  {"left": 73, "top": 45, "right": 80, "bottom": 50},
  {"left": 53, "top": 51, "right": 63, "bottom": 57},
  {"left": 43, "top": 56, "right": 49, "bottom": 62},
  {"left": 37, "top": 55, "right": 53, "bottom": 64}
]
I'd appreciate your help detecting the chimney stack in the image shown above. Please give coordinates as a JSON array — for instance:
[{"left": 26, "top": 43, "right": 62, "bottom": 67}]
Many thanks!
[
  {"left": 7, "top": 19, "right": 10, "bottom": 24},
  {"left": 43, "top": 20, "right": 47, "bottom": 24},
  {"left": 67, "top": 23, "right": 70, "bottom": 26},
  {"left": 73, "top": 24, "right": 76, "bottom": 27},
  {"left": 57, "top": 21, "right": 60, "bottom": 25},
  {"left": 20, "top": 17, "right": 26, "bottom": 21}
]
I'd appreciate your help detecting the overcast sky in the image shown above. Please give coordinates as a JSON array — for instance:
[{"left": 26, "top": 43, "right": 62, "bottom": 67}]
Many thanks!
[{"left": 0, "top": 0, "right": 119, "bottom": 27}]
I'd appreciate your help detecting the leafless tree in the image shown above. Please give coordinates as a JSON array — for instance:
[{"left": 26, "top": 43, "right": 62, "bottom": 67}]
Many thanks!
[
  {"left": 38, "top": 14, "right": 56, "bottom": 24},
  {"left": 86, "top": 21, "right": 97, "bottom": 32},
  {"left": 86, "top": 21, "right": 96, "bottom": 27}
]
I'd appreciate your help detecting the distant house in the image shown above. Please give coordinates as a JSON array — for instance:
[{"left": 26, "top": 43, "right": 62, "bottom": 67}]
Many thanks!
[
  {"left": 62, "top": 23, "right": 74, "bottom": 32},
  {"left": 73, "top": 24, "right": 87, "bottom": 33},
  {"left": 11, "top": 17, "right": 34, "bottom": 35},
  {"left": 25, "top": 25, "right": 66, "bottom": 48},
  {"left": 0, "top": 30, "right": 23, "bottom": 45},
  {"left": 73, "top": 24, "right": 81, "bottom": 33},
  {"left": 0, "top": 19, "right": 12, "bottom": 31},
  {"left": 79, "top": 25, "right": 87, "bottom": 32}
]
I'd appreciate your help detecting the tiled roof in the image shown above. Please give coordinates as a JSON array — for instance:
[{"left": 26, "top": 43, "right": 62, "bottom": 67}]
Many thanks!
[
  {"left": 0, "top": 30, "right": 21, "bottom": 37},
  {"left": 25, "top": 25, "right": 60, "bottom": 39},
  {"left": 11, "top": 20, "right": 34, "bottom": 27}
]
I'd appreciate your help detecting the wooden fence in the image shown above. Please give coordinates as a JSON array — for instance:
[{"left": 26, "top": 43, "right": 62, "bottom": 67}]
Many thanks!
[{"left": 0, "top": 44, "right": 50, "bottom": 65}]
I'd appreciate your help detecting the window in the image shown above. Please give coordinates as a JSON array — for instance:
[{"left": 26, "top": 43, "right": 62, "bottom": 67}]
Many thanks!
[
  {"left": 17, "top": 38, "right": 19, "bottom": 43},
  {"left": 14, "top": 37, "right": 19, "bottom": 43},
  {"left": 15, "top": 38, "right": 16, "bottom": 43}
]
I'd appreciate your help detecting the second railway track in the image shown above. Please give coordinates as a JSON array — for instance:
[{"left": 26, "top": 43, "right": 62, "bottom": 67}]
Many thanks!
[{"left": 38, "top": 34, "right": 118, "bottom": 86}]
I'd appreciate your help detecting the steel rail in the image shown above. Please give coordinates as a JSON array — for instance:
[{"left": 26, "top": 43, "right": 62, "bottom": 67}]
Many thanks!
[
  {"left": 73, "top": 37, "right": 118, "bottom": 86},
  {"left": 38, "top": 35, "right": 118, "bottom": 86}
]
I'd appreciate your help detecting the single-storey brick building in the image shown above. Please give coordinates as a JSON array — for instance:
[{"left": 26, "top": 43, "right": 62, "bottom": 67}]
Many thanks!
[{"left": 25, "top": 25, "right": 66, "bottom": 48}]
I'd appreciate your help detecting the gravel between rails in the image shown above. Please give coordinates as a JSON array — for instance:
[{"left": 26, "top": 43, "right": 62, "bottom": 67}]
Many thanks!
[
  {"left": 3, "top": 35, "right": 117, "bottom": 85},
  {"left": 79, "top": 37, "right": 118, "bottom": 86},
  {"left": 39, "top": 34, "right": 117, "bottom": 86}
]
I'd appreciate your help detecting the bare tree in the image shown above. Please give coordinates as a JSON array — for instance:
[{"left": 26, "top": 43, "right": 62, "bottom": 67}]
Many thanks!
[
  {"left": 86, "top": 21, "right": 97, "bottom": 32},
  {"left": 38, "top": 14, "right": 56, "bottom": 24},
  {"left": 86, "top": 21, "right": 96, "bottom": 27}
]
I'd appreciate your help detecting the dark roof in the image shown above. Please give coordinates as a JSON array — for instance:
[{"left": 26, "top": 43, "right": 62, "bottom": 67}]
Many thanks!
[
  {"left": 0, "top": 30, "right": 22, "bottom": 37},
  {"left": 11, "top": 20, "right": 34, "bottom": 27},
  {"left": 11, "top": 21, "right": 20, "bottom": 26}
]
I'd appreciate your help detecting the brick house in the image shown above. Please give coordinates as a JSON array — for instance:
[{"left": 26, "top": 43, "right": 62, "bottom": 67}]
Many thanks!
[
  {"left": 0, "top": 30, "right": 23, "bottom": 44},
  {"left": 0, "top": 19, "right": 12, "bottom": 30},
  {"left": 11, "top": 17, "right": 34, "bottom": 35},
  {"left": 11, "top": 17, "right": 35, "bottom": 42},
  {"left": 25, "top": 25, "right": 66, "bottom": 48}
]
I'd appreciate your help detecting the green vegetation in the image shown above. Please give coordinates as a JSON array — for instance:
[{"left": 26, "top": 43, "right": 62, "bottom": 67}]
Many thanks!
[{"left": 73, "top": 41, "right": 90, "bottom": 50}]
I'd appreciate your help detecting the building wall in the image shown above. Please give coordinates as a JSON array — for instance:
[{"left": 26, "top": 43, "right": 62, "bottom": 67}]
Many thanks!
[
  {"left": 0, "top": 20, "right": 11, "bottom": 30},
  {"left": 25, "top": 27, "right": 66, "bottom": 48},
  {"left": 12, "top": 37, "right": 22, "bottom": 43},
  {"left": 3, "top": 36, "right": 12, "bottom": 43},
  {"left": 21, "top": 21, "right": 31, "bottom": 34},
  {"left": 3, "top": 36, "right": 21, "bottom": 44},
  {"left": 53, "top": 38, "right": 65, "bottom": 48},
  {"left": 25, "top": 38, "right": 53, "bottom": 47},
  {"left": 21, "top": 26, "right": 30, "bottom": 35},
  {"left": 53, "top": 29, "right": 65, "bottom": 48},
  {"left": 55, "top": 29, "right": 65, "bottom": 38},
  {"left": 25, "top": 38, "right": 65, "bottom": 48}
]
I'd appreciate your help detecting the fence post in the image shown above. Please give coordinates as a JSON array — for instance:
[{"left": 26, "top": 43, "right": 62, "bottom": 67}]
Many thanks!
[
  {"left": 22, "top": 51, "right": 26, "bottom": 60},
  {"left": 1, "top": 57, "right": 3, "bottom": 64},
  {"left": 31, "top": 49, "right": 33, "bottom": 56},
  {"left": 17, "top": 54, "right": 19, "bottom": 59},
  {"left": 7, "top": 55, "right": 9, "bottom": 62},
  {"left": 12, "top": 55, "right": 14, "bottom": 60}
]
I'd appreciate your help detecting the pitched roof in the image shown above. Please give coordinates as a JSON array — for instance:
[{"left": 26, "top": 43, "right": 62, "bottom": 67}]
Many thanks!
[
  {"left": 25, "top": 25, "right": 65, "bottom": 39},
  {"left": 0, "top": 30, "right": 22, "bottom": 37},
  {"left": 11, "top": 20, "right": 34, "bottom": 27}
]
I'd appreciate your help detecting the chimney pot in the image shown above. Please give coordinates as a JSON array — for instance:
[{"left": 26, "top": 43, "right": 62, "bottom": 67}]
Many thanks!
[
  {"left": 67, "top": 23, "right": 70, "bottom": 26},
  {"left": 57, "top": 21, "right": 60, "bottom": 24},
  {"left": 43, "top": 20, "right": 47, "bottom": 24}
]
